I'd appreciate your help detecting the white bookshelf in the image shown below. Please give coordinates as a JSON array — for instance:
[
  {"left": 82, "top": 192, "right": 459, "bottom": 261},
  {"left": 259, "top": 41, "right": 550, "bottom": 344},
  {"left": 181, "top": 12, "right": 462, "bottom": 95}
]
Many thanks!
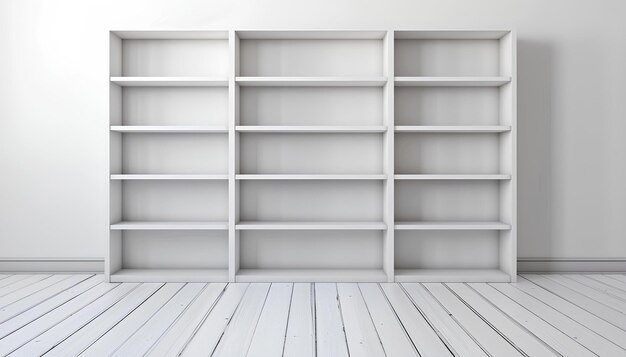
[{"left": 108, "top": 30, "right": 516, "bottom": 283}]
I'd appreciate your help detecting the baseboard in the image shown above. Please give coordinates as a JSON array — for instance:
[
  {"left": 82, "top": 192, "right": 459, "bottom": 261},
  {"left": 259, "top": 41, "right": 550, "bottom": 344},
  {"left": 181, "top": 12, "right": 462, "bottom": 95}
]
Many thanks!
[
  {"left": 518, "top": 257, "right": 626, "bottom": 273},
  {"left": 1, "top": 257, "right": 625, "bottom": 274},
  {"left": 0, "top": 258, "right": 104, "bottom": 273}
]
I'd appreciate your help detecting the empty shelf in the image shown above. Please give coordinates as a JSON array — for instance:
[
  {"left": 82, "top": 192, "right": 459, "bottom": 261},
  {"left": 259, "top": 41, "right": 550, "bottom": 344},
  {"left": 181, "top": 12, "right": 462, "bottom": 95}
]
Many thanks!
[
  {"left": 110, "top": 174, "right": 228, "bottom": 180},
  {"left": 110, "top": 77, "right": 229, "bottom": 87},
  {"left": 236, "top": 76, "right": 387, "bottom": 87},
  {"left": 395, "top": 126, "right": 511, "bottom": 133},
  {"left": 395, "top": 221, "right": 511, "bottom": 230},
  {"left": 394, "top": 269, "right": 511, "bottom": 282},
  {"left": 236, "top": 221, "right": 387, "bottom": 230},
  {"left": 110, "top": 126, "right": 228, "bottom": 133},
  {"left": 110, "top": 269, "right": 229, "bottom": 283},
  {"left": 394, "top": 174, "right": 511, "bottom": 180},
  {"left": 395, "top": 76, "right": 511, "bottom": 87},
  {"left": 111, "top": 221, "right": 228, "bottom": 230},
  {"left": 236, "top": 269, "right": 388, "bottom": 283},
  {"left": 236, "top": 174, "right": 388, "bottom": 180},
  {"left": 236, "top": 126, "right": 388, "bottom": 133}
]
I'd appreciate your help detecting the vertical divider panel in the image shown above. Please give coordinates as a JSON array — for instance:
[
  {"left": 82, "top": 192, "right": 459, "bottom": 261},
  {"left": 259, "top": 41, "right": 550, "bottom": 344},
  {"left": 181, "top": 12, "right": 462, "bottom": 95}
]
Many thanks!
[
  {"left": 498, "top": 31, "right": 517, "bottom": 281},
  {"left": 107, "top": 32, "right": 123, "bottom": 282},
  {"left": 228, "top": 30, "right": 240, "bottom": 281},
  {"left": 383, "top": 31, "right": 395, "bottom": 282}
]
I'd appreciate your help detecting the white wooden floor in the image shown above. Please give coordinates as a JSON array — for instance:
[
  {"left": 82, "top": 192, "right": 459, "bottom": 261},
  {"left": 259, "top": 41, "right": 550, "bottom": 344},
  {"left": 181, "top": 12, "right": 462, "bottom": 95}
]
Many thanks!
[{"left": 0, "top": 274, "right": 625, "bottom": 356}]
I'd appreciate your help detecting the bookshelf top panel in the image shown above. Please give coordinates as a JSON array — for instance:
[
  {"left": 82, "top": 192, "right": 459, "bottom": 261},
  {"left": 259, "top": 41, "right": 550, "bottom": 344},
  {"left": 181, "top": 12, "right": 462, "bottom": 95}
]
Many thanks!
[{"left": 111, "top": 30, "right": 229, "bottom": 39}]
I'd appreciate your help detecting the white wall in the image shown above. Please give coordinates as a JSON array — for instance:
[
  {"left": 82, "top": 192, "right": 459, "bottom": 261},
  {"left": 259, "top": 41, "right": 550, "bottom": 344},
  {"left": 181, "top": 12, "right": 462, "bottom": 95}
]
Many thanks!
[{"left": 1, "top": 0, "right": 625, "bottom": 271}]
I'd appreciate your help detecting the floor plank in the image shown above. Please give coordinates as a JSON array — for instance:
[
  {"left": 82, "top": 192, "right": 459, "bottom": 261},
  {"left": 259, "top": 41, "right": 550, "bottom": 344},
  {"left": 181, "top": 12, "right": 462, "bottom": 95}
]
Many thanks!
[
  {"left": 606, "top": 274, "right": 626, "bottom": 284},
  {"left": 469, "top": 282, "right": 596, "bottom": 357},
  {"left": 247, "top": 283, "right": 293, "bottom": 357},
  {"left": 424, "top": 283, "right": 523, "bottom": 356},
  {"left": 337, "top": 283, "right": 386, "bottom": 357},
  {"left": 491, "top": 281, "right": 626, "bottom": 356},
  {"left": 0, "top": 275, "right": 71, "bottom": 309},
  {"left": 0, "top": 275, "right": 92, "bottom": 324},
  {"left": 524, "top": 274, "right": 626, "bottom": 330},
  {"left": 180, "top": 283, "right": 249, "bottom": 356},
  {"left": 113, "top": 283, "right": 206, "bottom": 356},
  {"left": 0, "top": 276, "right": 103, "bottom": 339},
  {"left": 358, "top": 283, "right": 418, "bottom": 357},
  {"left": 0, "top": 281, "right": 122, "bottom": 355},
  {"left": 516, "top": 276, "right": 626, "bottom": 350},
  {"left": 314, "top": 283, "right": 350, "bottom": 357},
  {"left": 545, "top": 275, "right": 626, "bottom": 313},
  {"left": 145, "top": 283, "right": 227, "bottom": 356},
  {"left": 0, "top": 275, "right": 31, "bottom": 290},
  {"left": 403, "top": 283, "right": 487, "bottom": 357},
  {"left": 9, "top": 283, "right": 140, "bottom": 356},
  {"left": 568, "top": 275, "right": 626, "bottom": 300},
  {"left": 0, "top": 275, "right": 50, "bottom": 297},
  {"left": 212, "top": 283, "right": 270, "bottom": 357},
  {"left": 79, "top": 283, "right": 184, "bottom": 355},
  {"left": 447, "top": 283, "right": 559, "bottom": 356},
  {"left": 590, "top": 274, "right": 626, "bottom": 292},
  {"left": 283, "top": 283, "right": 315, "bottom": 357},
  {"left": 0, "top": 274, "right": 623, "bottom": 356},
  {"left": 44, "top": 283, "right": 163, "bottom": 356},
  {"left": 380, "top": 283, "right": 452, "bottom": 356}
]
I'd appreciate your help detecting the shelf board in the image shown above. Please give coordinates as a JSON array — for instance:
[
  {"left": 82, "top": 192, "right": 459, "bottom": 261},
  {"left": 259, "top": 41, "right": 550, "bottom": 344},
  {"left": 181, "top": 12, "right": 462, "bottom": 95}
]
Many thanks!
[
  {"left": 110, "top": 269, "right": 228, "bottom": 283},
  {"left": 236, "top": 125, "right": 387, "bottom": 133},
  {"left": 110, "top": 174, "right": 228, "bottom": 180},
  {"left": 110, "top": 77, "right": 229, "bottom": 87},
  {"left": 236, "top": 221, "right": 387, "bottom": 230},
  {"left": 395, "top": 221, "right": 510, "bottom": 230},
  {"left": 394, "top": 174, "right": 511, "bottom": 180},
  {"left": 394, "top": 76, "right": 511, "bottom": 87},
  {"left": 395, "top": 269, "right": 511, "bottom": 282},
  {"left": 110, "top": 126, "right": 228, "bottom": 133},
  {"left": 236, "top": 269, "right": 388, "bottom": 283},
  {"left": 395, "top": 125, "right": 511, "bottom": 133},
  {"left": 394, "top": 30, "right": 510, "bottom": 40},
  {"left": 111, "top": 221, "right": 228, "bottom": 230},
  {"left": 236, "top": 174, "right": 387, "bottom": 180},
  {"left": 236, "top": 76, "right": 387, "bottom": 87},
  {"left": 236, "top": 30, "right": 387, "bottom": 40}
]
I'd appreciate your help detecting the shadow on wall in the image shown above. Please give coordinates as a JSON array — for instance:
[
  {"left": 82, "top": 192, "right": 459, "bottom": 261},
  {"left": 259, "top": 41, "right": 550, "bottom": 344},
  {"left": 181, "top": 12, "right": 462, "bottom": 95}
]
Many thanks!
[{"left": 517, "top": 39, "right": 554, "bottom": 261}]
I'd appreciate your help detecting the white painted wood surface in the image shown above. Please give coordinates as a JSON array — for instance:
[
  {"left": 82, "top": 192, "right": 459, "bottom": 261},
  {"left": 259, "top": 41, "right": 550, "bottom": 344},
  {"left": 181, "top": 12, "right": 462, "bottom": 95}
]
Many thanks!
[
  {"left": 108, "top": 30, "right": 517, "bottom": 284},
  {"left": 283, "top": 283, "right": 315, "bottom": 357},
  {"left": 0, "top": 275, "right": 623, "bottom": 356}
]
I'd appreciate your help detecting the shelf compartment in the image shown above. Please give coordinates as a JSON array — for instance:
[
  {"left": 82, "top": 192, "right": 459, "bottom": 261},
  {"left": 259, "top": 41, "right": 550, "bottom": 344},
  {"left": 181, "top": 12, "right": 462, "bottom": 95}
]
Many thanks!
[
  {"left": 395, "top": 126, "right": 510, "bottom": 133},
  {"left": 236, "top": 125, "right": 387, "bottom": 133},
  {"left": 395, "top": 221, "right": 510, "bottom": 230},
  {"left": 111, "top": 126, "right": 228, "bottom": 133},
  {"left": 240, "top": 180, "right": 382, "bottom": 223},
  {"left": 395, "top": 180, "right": 500, "bottom": 222},
  {"left": 236, "top": 76, "right": 387, "bottom": 87},
  {"left": 240, "top": 87, "right": 383, "bottom": 126},
  {"left": 119, "top": 87, "right": 228, "bottom": 126},
  {"left": 119, "top": 180, "right": 227, "bottom": 222},
  {"left": 394, "top": 174, "right": 510, "bottom": 180},
  {"left": 394, "top": 269, "right": 510, "bottom": 282},
  {"left": 236, "top": 221, "right": 387, "bottom": 230},
  {"left": 236, "top": 174, "right": 387, "bottom": 180},
  {"left": 395, "top": 86, "right": 499, "bottom": 126},
  {"left": 110, "top": 269, "right": 228, "bottom": 283},
  {"left": 236, "top": 269, "right": 387, "bottom": 283},
  {"left": 111, "top": 174, "right": 228, "bottom": 180},
  {"left": 111, "top": 77, "right": 229, "bottom": 87},
  {"left": 111, "top": 221, "right": 228, "bottom": 230},
  {"left": 394, "top": 77, "right": 510, "bottom": 87},
  {"left": 239, "top": 133, "right": 382, "bottom": 175}
]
